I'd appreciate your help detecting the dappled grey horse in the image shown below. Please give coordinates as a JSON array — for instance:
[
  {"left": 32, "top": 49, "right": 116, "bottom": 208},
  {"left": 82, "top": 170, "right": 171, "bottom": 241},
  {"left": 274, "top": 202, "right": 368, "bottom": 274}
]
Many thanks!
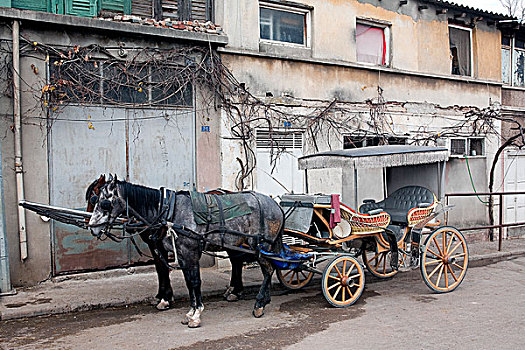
[
  {"left": 88, "top": 175, "right": 284, "bottom": 327},
  {"left": 85, "top": 175, "right": 251, "bottom": 305}
]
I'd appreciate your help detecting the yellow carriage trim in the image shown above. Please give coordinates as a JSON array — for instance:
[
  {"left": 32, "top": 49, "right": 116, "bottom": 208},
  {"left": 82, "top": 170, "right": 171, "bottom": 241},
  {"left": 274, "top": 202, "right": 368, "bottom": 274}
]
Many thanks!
[
  {"left": 407, "top": 194, "right": 438, "bottom": 227},
  {"left": 340, "top": 204, "right": 391, "bottom": 234}
]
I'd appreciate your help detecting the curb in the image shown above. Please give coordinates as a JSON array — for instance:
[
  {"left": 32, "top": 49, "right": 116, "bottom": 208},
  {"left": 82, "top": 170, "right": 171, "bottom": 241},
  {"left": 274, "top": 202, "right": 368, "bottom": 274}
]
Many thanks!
[
  {"left": 2, "top": 249, "right": 525, "bottom": 321},
  {"left": 468, "top": 249, "right": 525, "bottom": 267}
]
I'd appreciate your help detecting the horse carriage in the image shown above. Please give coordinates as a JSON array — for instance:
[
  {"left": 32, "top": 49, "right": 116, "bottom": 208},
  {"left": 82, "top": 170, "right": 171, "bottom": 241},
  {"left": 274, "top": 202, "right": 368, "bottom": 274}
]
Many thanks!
[
  {"left": 19, "top": 145, "right": 468, "bottom": 325},
  {"left": 270, "top": 145, "right": 469, "bottom": 307}
]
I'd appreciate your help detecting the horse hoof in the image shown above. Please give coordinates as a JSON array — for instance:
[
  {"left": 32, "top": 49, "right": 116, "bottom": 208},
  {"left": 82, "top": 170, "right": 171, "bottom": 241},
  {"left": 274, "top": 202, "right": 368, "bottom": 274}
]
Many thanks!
[
  {"left": 226, "top": 293, "right": 240, "bottom": 302},
  {"left": 188, "top": 319, "right": 201, "bottom": 328},
  {"left": 223, "top": 286, "right": 234, "bottom": 299},
  {"left": 252, "top": 307, "right": 264, "bottom": 318},
  {"left": 156, "top": 299, "right": 170, "bottom": 310}
]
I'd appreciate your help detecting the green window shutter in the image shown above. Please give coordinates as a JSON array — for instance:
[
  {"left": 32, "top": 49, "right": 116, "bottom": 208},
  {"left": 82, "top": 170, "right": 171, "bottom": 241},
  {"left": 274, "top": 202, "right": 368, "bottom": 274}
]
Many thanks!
[
  {"left": 65, "top": 0, "right": 97, "bottom": 17},
  {"left": 12, "top": 0, "right": 49, "bottom": 11},
  {"left": 100, "top": 0, "right": 130, "bottom": 14},
  {"left": 0, "top": 0, "right": 12, "bottom": 8},
  {"left": 51, "top": 0, "right": 64, "bottom": 14}
]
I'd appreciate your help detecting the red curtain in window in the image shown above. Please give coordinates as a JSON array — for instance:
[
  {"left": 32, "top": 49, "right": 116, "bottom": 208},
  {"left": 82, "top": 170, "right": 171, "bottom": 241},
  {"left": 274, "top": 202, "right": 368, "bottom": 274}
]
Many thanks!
[{"left": 356, "top": 23, "right": 386, "bottom": 65}]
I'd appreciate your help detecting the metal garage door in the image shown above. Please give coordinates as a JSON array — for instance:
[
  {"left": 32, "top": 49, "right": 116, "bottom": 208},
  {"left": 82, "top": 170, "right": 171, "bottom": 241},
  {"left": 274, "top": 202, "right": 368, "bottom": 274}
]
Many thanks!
[{"left": 49, "top": 106, "right": 194, "bottom": 274}]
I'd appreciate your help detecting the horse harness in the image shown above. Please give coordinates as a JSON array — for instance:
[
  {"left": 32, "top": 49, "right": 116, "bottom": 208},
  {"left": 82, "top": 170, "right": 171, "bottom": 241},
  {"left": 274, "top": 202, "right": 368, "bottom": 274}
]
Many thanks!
[{"left": 98, "top": 186, "right": 273, "bottom": 269}]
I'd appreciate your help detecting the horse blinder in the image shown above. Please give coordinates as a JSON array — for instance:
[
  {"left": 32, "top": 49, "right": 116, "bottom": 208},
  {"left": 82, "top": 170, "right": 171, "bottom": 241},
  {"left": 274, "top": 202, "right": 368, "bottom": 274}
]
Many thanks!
[{"left": 100, "top": 199, "right": 112, "bottom": 212}]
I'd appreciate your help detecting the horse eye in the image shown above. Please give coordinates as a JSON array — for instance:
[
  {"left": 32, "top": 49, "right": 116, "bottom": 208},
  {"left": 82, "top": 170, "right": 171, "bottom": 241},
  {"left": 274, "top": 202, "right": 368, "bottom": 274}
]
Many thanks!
[{"left": 90, "top": 195, "right": 99, "bottom": 206}]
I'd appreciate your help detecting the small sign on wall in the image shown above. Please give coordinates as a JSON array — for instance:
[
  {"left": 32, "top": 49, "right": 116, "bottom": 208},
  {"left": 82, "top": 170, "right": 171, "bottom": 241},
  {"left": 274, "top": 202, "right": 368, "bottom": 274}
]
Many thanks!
[{"left": 201, "top": 125, "right": 210, "bottom": 132}]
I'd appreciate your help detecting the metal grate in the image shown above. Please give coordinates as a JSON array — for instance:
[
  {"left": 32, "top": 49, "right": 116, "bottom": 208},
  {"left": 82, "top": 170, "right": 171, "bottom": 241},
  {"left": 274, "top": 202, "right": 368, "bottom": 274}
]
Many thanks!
[
  {"left": 256, "top": 129, "right": 303, "bottom": 149},
  {"left": 450, "top": 138, "right": 466, "bottom": 156}
]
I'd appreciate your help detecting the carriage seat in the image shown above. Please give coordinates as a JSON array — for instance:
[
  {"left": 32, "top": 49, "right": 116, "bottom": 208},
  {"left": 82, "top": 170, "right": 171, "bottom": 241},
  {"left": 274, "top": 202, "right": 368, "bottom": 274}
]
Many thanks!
[{"left": 358, "top": 186, "right": 437, "bottom": 226}]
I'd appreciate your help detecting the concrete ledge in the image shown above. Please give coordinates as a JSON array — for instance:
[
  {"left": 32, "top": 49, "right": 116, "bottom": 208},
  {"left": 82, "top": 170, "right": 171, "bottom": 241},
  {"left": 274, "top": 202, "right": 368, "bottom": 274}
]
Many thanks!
[{"left": 0, "top": 7, "right": 228, "bottom": 46}]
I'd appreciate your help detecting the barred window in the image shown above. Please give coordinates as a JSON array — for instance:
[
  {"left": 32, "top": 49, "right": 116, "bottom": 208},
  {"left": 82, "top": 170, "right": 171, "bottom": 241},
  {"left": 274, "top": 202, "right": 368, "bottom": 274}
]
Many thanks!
[{"left": 48, "top": 58, "right": 192, "bottom": 107}]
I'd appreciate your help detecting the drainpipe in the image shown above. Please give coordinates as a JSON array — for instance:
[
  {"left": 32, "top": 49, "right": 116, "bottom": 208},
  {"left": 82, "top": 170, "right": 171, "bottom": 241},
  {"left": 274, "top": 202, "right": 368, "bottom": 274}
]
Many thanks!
[
  {"left": 13, "top": 20, "right": 27, "bottom": 261},
  {"left": 0, "top": 137, "right": 12, "bottom": 294}
]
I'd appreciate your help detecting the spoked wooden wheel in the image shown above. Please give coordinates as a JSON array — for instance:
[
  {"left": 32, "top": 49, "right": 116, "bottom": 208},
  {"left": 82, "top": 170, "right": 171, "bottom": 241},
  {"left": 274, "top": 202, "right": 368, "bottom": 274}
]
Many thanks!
[
  {"left": 420, "top": 226, "right": 469, "bottom": 293},
  {"left": 276, "top": 268, "right": 314, "bottom": 290},
  {"left": 322, "top": 256, "right": 365, "bottom": 307},
  {"left": 362, "top": 242, "right": 407, "bottom": 279}
]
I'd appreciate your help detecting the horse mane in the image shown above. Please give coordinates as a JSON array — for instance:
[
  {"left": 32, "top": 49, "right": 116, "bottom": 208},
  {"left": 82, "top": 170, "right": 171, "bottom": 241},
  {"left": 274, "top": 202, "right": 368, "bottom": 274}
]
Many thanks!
[
  {"left": 85, "top": 178, "right": 100, "bottom": 201},
  {"left": 118, "top": 180, "right": 161, "bottom": 217}
]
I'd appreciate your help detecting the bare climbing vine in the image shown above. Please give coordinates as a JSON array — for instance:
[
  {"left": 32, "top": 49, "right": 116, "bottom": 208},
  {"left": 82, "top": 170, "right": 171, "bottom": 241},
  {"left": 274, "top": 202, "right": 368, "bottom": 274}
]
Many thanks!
[{"left": 0, "top": 28, "right": 520, "bottom": 197}]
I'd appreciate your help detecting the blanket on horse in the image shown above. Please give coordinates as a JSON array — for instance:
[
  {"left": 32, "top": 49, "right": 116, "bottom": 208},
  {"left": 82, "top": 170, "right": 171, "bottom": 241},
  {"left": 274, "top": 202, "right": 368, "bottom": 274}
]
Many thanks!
[{"left": 189, "top": 191, "right": 253, "bottom": 225}]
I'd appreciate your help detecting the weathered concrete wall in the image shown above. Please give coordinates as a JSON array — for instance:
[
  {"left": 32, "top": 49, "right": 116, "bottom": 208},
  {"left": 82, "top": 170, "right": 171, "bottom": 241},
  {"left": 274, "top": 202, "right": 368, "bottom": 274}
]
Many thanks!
[
  {"left": 221, "top": 54, "right": 500, "bottom": 107},
  {"left": 444, "top": 157, "right": 490, "bottom": 227},
  {"left": 195, "top": 90, "right": 222, "bottom": 192},
  {"left": 0, "top": 16, "right": 224, "bottom": 286},
  {"left": 217, "top": 0, "right": 501, "bottom": 81},
  {"left": 502, "top": 88, "right": 525, "bottom": 108}
]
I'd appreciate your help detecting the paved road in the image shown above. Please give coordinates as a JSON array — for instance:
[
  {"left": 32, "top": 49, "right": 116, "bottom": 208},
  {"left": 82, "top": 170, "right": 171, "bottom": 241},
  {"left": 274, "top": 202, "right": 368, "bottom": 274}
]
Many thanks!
[{"left": 1, "top": 257, "right": 524, "bottom": 350}]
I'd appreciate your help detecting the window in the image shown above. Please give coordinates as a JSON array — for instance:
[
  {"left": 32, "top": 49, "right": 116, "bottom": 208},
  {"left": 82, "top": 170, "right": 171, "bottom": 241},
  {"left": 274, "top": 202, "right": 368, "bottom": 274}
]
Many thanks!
[
  {"left": 502, "top": 35, "right": 511, "bottom": 85},
  {"left": 162, "top": 0, "right": 213, "bottom": 21},
  {"left": 343, "top": 135, "right": 406, "bottom": 149},
  {"left": 49, "top": 59, "right": 192, "bottom": 107},
  {"left": 356, "top": 21, "right": 390, "bottom": 66},
  {"left": 449, "top": 25, "right": 472, "bottom": 76},
  {"left": 501, "top": 34, "right": 525, "bottom": 87},
  {"left": 259, "top": 2, "right": 309, "bottom": 46},
  {"left": 449, "top": 137, "right": 484, "bottom": 157}
]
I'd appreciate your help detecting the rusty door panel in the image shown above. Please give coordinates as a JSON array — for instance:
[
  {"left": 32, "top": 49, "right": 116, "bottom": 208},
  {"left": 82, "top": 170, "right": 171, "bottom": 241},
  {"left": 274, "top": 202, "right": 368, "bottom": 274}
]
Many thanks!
[
  {"left": 50, "top": 106, "right": 127, "bottom": 274},
  {"left": 127, "top": 108, "right": 194, "bottom": 264},
  {"left": 128, "top": 109, "right": 194, "bottom": 190},
  {"left": 50, "top": 107, "right": 195, "bottom": 273},
  {"left": 53, "top": 223, "right": 129, "bottom": 273}
]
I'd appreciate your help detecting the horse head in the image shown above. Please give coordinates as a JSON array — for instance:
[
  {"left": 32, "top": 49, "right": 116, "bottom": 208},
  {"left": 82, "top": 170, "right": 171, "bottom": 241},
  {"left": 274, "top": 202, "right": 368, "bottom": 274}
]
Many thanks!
[
  {"left": 88, "top": 174, "right": 126, "bottom": 238},
  {"left": 86, "top": 174, "right": 106, "bottom": 213}
]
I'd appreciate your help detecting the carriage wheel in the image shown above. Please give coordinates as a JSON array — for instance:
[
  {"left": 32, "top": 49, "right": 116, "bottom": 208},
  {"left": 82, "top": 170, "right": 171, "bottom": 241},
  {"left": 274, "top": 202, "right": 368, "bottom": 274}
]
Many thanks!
[
  {"left": 420, "top": 226, "right": 468, "bottom": 293},
  {"left": 362, "top": 242, "right": 407, "bottom": 279},
  {"left": 276, "top": 268, "right": 314, "bottom": 290},
  {"left": 322, "top": 256, "right": 365, "bottom": 307}
]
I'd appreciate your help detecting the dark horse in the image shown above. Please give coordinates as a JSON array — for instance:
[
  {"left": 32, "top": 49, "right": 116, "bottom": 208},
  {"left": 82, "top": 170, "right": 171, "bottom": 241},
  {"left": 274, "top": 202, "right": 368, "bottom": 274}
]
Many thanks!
[
  {"left": 85, "top": 175, "right": 253, "bottom": 305},
  {"left": 88, "top": 175, "right": 284, "bottom": 327}
]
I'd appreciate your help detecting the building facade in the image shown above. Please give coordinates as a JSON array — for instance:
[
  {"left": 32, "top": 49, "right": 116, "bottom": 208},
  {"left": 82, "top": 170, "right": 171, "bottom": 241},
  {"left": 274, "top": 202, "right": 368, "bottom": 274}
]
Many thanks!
[
  {"left": 216, "top": 0, "right": 508, "bottom": 233},
  {"left": 0, "top": 1, "right": 226, "bottom": 288},
  {"left": 0, "top": 0, "right": 515, "bottom": 289}
]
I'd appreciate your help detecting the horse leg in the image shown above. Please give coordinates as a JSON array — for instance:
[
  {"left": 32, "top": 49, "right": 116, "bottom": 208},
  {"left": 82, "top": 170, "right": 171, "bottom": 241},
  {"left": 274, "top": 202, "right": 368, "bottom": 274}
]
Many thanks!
[
  {"left": 224, "top": 253, "right": 245, "bottom": 302},
  {"left": 253, "top": 257, "right": 275, "bottom": 318},
  {"left": 180, "top": 267, "right": 204, "bottom": 328},
  {"left": 146, "top": 239, "right": 173, "bottom": 310}
]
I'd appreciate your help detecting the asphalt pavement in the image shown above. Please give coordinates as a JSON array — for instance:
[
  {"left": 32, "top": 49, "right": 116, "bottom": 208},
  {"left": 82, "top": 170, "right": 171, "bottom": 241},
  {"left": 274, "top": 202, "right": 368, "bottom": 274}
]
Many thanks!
[{"left": 1, "top": 237, "right": 524, "bottom": 321}]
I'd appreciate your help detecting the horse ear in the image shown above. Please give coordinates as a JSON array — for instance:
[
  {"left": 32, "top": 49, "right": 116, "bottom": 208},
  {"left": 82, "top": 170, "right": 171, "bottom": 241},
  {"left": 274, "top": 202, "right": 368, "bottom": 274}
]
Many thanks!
[
  {"left": 113, "top": 174, "right": 118, "bottom": 182},
  {"left": 108, "top": 174, "right": 113, "bottom": 182}
]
